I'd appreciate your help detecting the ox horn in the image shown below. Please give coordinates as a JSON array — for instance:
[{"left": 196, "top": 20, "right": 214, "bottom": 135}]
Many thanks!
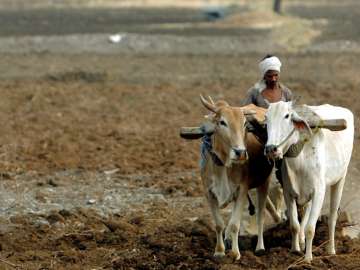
[
  {"left": 291, "top": 95, "right": 302, "bottom": 107},
  {"left": 208, "top": 95, "right": 215, "bottom": 105},
  {"left": 200, "top": 94, "right": 217, "bottom": 113}
]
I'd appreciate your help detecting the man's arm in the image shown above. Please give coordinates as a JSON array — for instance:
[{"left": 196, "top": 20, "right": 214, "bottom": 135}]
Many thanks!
[{"left": 241, "top": 87, "right": 256, "bottom": 106}]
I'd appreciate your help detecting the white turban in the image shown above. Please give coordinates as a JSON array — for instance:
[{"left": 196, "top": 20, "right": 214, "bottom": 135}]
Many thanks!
[{"left": 259, "top": 56, "right": 282, "bottom": 78}]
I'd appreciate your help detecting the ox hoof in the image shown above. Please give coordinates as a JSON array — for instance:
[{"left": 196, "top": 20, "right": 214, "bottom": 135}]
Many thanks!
[
  {"left": 327, "top": 246, "right": 336, "bottom": 255},
  {"left": 228, "top": 250, "right": 241, "bottom": 261},
  {"left": 290, "top": 249, "right": 303, "bottom": 256},
  {"left": 214, "top": 251, "right": 225, "bottom": 258},
  {"left": 303, "top": 256, "right": 312, "bottom": 264},
  {"left": 254, "top": 249, "right": 266, "bottom": 256},
  {"left": 224, "top": 238, "right": 232, "bottom": 251}
]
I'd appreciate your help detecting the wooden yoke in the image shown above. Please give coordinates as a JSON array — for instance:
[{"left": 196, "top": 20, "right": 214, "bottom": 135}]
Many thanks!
[{"left": 180, "top": 103, "right": 347, "bottom": 140}]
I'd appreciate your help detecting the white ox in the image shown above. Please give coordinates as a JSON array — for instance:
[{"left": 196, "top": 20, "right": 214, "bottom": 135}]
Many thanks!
[
  {"left": 200, "top": 96, "right": 275, "bottom": 260},
  {"left": 264, "top": 101, "right": 354, "bottom": 263}
]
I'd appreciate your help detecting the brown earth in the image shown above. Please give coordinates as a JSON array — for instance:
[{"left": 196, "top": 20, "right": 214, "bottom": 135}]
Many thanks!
[
  {"left": 0, "top": 2, "right": 359, "bottom": 270},
  {"left": 0, "top": 53, "right": 358, "bottom": 270}
]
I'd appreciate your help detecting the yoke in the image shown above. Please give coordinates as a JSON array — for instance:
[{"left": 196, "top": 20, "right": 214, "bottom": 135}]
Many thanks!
[{"left": 180, "top": 105, "right": 347, "bottom": 141}]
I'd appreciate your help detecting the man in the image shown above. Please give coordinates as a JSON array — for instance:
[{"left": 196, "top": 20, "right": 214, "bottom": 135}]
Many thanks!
[
  {"left": 243, "top": 55, "right": 293, "bottom": 220},
  {"left": 242, "top": 55, "right": 292, "bottom": 108}
]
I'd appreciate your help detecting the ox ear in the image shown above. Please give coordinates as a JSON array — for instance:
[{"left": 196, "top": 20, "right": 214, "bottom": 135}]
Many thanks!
[
  {"left": 200, "top": 94, "right": 217, "bottom": 113},
  {"left": 291, "top": 112, "right": 312, "bottom": 135},
  {"left": 291, "top": 95, "right": 302, "bottom": 106}
]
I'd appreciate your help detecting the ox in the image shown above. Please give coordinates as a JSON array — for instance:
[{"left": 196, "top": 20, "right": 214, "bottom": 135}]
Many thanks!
[
  {"left": 200, "top": 96, "right": 274, "bottom": 260},
  {"left": 264, "top": 101, "right": 354, "bottom": 263}
]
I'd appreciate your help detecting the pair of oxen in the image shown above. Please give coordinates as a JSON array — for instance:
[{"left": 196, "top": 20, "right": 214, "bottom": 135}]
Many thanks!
[{"left": 199, "top": 95, "right": 354, "bottom": 263}]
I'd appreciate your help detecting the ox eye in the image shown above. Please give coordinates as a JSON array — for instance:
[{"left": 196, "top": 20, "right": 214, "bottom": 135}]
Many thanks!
[
  {"left": 220, "top": 120, "right": 227, "bottom": 127},
  {"left": 285, "top": 114, "right": 290, "bottom": 119}
]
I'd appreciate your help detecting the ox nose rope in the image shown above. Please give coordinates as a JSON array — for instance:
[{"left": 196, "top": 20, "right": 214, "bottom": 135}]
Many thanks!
[
  {"left": 265, "top": 128, "right": 295, "bottom": 158},
  {"left": 275, "top": 128, "right": 296, "bottom": 149},
  {"left": 269, "top": 127, "right": 307, "bottom": 158}
]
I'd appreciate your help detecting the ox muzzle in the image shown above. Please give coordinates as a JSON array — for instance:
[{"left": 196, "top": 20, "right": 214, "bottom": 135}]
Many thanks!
[
  {"left": 232, "top": 147, "right": 248, "bottom": 162},
  {"left": 264, "top": 144, "right": 281, "bottom": 159}
]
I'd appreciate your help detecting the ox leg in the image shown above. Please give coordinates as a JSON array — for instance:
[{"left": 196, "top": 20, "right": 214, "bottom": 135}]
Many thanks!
[
  {"left": 328, "top": 177, "right": 345, "bottom": 255},
  {"left": 207, "top": 191, "right": 226, "bottom": 257},
  {"left": 299, "top": 202, "right": 311, "bottom": 251},
  {"left": 283, "top": 190, "right": 301, "bottom": 254},
  {"left": 255, "top": 182, "right": 270, "bottom": 255},
  {"left": 288, "top": 200, "right": 301, "bottom": 254},
  {"left": 304, "top": 187, "right": 326, "bottom": 263},
  {"left": 226, "top": 187, "right": 247, "bottom": 260}
]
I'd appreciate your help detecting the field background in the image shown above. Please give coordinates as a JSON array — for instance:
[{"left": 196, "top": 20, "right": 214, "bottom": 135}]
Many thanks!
[{"left": 0, "top": 0, "right": 359, "bottom": 269}]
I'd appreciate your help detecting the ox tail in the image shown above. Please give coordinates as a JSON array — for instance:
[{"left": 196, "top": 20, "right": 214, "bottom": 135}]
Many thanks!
[{"left": 247, "top": 194, "right": 255, "bottom": 216}]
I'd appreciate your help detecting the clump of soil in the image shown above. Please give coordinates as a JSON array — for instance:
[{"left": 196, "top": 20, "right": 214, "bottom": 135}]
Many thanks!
[{"left": 1, "top": 208, "right": 359, "bottom": 269}]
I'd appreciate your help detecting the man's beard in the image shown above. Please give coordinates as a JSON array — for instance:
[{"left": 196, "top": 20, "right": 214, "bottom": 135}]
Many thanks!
[{"left": 266, "top": 81, "right": 277, "bottom": 88}]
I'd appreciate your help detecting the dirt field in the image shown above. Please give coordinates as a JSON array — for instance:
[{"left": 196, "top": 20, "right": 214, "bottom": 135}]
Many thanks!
[{"left": 0, "top": 1, "right": 359, "bottom": 269}]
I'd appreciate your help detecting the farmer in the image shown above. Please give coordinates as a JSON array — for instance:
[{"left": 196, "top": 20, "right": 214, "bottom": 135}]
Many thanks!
[{"left": 242, "top": 54, "right": 292, "bottom": 108}]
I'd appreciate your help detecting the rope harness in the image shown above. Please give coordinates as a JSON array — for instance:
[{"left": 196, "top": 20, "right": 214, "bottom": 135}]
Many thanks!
[
  {"left": 200, "top": 123, "right": 254, "bottom": 215},
  {"left": 201, "top": 132, "right": 224, "bottom": 166}
]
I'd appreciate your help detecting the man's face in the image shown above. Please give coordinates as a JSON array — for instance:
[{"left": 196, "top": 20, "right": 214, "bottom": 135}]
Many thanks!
[{"left": 264, "top": 70, "right": 279, "bottom": 88}]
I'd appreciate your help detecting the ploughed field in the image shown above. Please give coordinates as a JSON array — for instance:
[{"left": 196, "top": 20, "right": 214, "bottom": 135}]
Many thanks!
[{"left": 0, "top": 2, "right": 359, "bottom": 269}]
